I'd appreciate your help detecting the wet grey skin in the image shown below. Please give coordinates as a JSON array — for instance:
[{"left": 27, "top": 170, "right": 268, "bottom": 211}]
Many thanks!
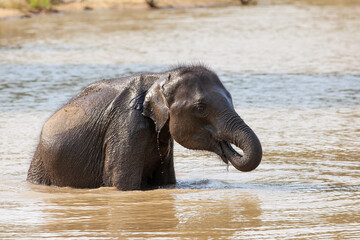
[{"left": 27, "top": 65, "right": 262, "bottom": 190}]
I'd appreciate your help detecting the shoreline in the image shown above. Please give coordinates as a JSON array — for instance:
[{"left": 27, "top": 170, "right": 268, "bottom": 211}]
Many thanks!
[{"left": 0, "top": 0, "right": 244, "bottom": 20}]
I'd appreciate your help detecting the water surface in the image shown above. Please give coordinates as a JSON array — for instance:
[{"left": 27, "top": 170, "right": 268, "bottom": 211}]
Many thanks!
[{"left": 0, "top": 1, "right": 359, "bottom": 239}]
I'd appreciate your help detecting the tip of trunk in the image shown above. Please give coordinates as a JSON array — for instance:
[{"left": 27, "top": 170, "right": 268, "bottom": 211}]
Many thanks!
[
  {"left": 225, "top": 141, "right": 262, "bottom": 172},
  {"left": 219, "top": 119, "right": 262, "bottom": 172}
]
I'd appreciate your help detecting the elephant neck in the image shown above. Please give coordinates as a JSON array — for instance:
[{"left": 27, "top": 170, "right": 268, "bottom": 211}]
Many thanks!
[
  {"left": 132, "top": 90, "right": 172, "bottom": 163},
  {"left": 157, "top": 120, "right": 172, "bottom": 164}
]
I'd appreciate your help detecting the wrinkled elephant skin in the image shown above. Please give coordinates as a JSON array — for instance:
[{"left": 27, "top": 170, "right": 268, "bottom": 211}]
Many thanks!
[{"left": 27, "top": 66, "right": 262, "bottom": 190}]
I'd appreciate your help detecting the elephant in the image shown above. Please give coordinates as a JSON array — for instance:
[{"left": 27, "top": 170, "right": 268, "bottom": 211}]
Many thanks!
[{"left": 27, "top": 65, "right": 262, "bottom": 190}]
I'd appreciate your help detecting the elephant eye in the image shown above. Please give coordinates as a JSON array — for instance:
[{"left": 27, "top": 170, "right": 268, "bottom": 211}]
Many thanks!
[
  {"left": 197, "top": 104, "right": 205, "bottom": 112},
  {"left": 194, "top": 103, "right": 208, "bottom": 117}
]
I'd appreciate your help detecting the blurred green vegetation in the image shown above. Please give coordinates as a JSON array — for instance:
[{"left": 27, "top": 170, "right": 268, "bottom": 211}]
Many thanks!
[
  {"left": 0, "top": 0, "right": 60, "bottom": 11},
  {"left": 29, "top": 0, "right": 52, "bottom": 10}
]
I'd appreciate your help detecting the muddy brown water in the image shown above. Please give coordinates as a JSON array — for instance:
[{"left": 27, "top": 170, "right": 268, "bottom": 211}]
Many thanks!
[{"left": 1, "top": 1, "right": 360, "bottom": 239}]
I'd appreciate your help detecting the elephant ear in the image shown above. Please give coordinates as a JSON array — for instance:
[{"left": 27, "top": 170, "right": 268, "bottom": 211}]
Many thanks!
[{"left": 143, "top": 74, "right": 171, "bottom": 133}]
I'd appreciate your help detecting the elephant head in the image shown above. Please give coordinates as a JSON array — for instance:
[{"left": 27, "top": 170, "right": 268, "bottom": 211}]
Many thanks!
[{"left": 143, "top": 66, "right": 262, "bottom": 172}]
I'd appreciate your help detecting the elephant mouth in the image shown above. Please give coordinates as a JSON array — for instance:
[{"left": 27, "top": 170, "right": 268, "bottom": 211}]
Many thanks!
[{"left": 218, "top": 141, "right": 243, "bottom": 165}]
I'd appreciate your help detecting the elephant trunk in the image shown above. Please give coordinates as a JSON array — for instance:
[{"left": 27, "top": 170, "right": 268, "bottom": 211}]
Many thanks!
[{"left": 220, "top": 112, "right": 262, "bottom": 172}]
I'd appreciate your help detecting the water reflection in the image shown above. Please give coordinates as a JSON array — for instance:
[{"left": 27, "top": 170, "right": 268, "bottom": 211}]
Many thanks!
[
  {"left": 24, "top": 185, "right": 262, "bottom": 239},
  {"left": 174, "top": 190, "right": 262, "bottom": 238},
  {"left": 38, "top": 189, "right": 176, "bottom": 238}
]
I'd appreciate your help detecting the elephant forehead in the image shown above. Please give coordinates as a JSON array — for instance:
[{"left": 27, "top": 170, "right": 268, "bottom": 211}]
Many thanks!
[
  {"left": 179, "top": 85, "right": 231, "bottom": 103},
  {"left": 173, "top": 79, "right": 217, "bottom": 98}
]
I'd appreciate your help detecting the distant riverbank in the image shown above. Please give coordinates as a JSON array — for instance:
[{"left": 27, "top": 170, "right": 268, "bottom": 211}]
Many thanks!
[
  {"left": 0, "top": 0, "right": 247, "bottom": 20},
  {"left": 2, "top": 0, "right": 357, "bottom": 20}
]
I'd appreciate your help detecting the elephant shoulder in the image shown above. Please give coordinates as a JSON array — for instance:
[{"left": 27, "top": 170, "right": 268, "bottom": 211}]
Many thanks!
[
  {"left": 70, "top": 82, "right": 118, "bottom": 108},
  {"left": 104, "top": 89, "right": 154, "bottom": 135}
]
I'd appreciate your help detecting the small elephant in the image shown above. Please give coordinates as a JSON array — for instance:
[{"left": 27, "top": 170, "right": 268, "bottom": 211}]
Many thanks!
[{"left": 27, "top": 65, "right": 262, "bottom": 190}]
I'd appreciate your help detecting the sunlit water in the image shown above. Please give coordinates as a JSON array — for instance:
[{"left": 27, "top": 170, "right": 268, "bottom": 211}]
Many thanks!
[{"left": 1, "top": 1, "right": 360, "bottom": 239}]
